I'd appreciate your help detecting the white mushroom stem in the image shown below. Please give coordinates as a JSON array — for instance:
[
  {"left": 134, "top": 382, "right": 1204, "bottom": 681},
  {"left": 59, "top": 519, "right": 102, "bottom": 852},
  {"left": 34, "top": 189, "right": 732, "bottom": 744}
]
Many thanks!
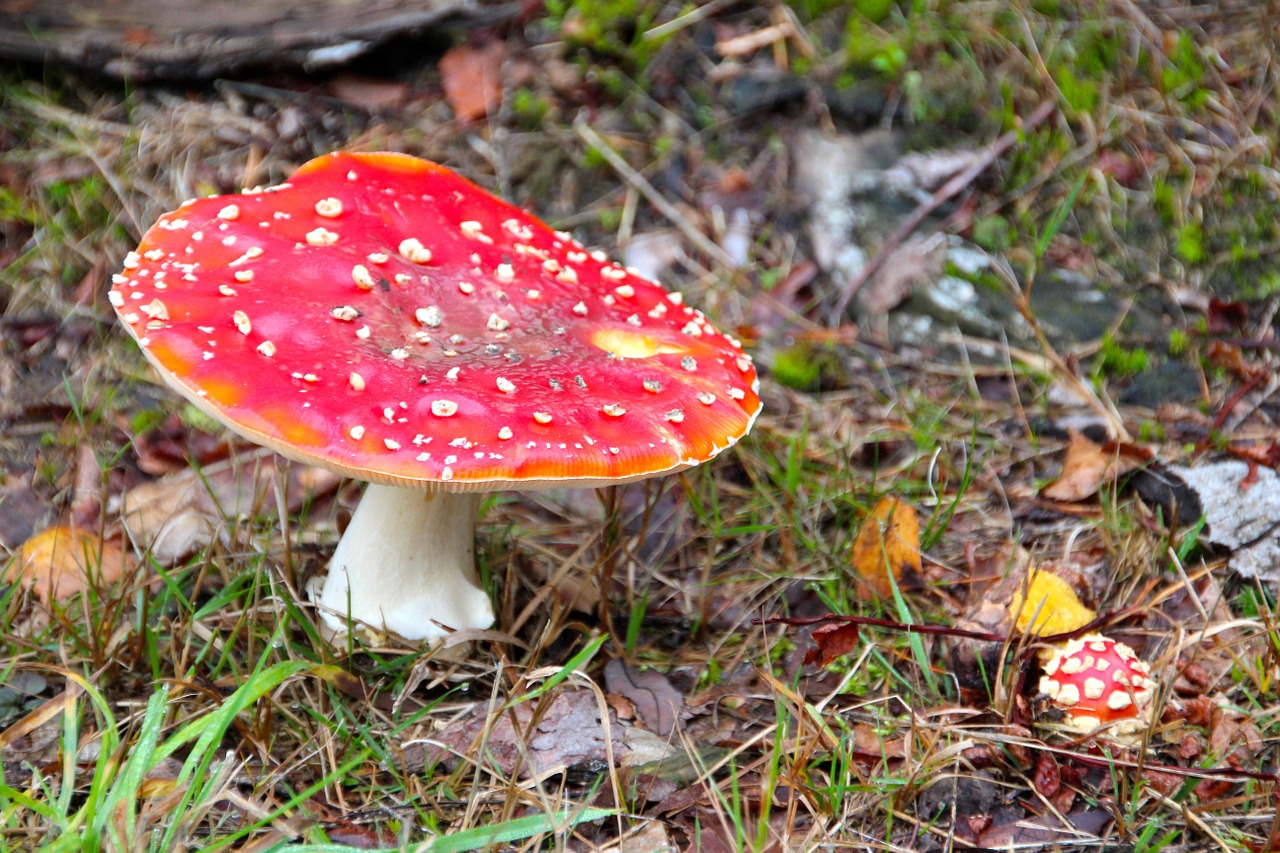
[{"left": 313, "top": 485, "right": 495, "bottom": 641}]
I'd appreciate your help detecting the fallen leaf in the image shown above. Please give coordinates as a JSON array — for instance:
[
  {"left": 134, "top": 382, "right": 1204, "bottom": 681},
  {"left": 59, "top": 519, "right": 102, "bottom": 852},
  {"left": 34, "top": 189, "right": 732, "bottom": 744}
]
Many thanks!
[
  {"left": 860, "top": 233, "right": 946, "bottom": 316},
  {"left": 1040, "top": 430, "right": 1151, "bottom": 502},
  {"left": 850, "top": 496, "right": 921, "bottom": 600},
  {"left": 1009, "top": 568, "right": 1096, "bottom": 637},
  {"left": 4, "top": 526, "right": 131, "bottom": 604},
  {"left": 439, "top": 41, "right": 504, "bottom": 123},
  {"left": 328, "top": 74, "right": 410, "bottom": 111},
  {"left": 604, "top": 659, "right": 684, "bottom": 737},
  {"left": 113, "top": 452, "right": 341, "bottom": 565},
  {"left": 1032, "top": 753, "right": 1060, "bottom": 797},
  {"left": 415, "top": 690, "right": 621, "bottom": 778},
  {"left": 804, "top": 621, "right": 860, "bottom": 667},
  {"left": 614, "top": 820, "right": 675, "bottom": 853}
]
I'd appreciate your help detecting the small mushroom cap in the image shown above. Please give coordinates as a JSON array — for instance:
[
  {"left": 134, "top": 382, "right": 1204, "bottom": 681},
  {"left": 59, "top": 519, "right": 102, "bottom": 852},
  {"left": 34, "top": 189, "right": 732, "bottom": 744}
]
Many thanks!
[
  {"left": 1038, "top": 633, "right": 1155, "bottom": 735},
  {"left": 112, "top": 152, "right": 761, "bottom": 490}
]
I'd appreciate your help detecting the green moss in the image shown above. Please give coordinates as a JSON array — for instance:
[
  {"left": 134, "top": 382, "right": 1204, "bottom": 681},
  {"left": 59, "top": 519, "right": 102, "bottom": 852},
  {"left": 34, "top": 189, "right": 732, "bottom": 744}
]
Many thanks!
[
  {"left": 772, "top": 343, "right": 848, "bottom": 392},
  {"left": 1175, "top": 222, "right": 1206, "bottom": 264},
  {"left": 1096, "top": 332, "right": 1150, "bottom": 379}
]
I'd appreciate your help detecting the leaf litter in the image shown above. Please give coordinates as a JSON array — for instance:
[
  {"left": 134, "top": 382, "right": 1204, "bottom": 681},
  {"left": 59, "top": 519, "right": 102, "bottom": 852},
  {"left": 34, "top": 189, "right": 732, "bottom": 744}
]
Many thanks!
[{"left": 2, "top": 3, "right": 1280, "bottom": 850}]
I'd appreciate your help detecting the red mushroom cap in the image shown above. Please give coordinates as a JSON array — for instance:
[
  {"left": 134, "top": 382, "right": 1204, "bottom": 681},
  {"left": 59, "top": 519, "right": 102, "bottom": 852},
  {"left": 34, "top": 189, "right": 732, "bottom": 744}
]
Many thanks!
[
  {"left": 1038, "top": 633, "right": 1156, "bottom": 735},
  {"left": 111, "top": 152, "right": 761, "bottom": 490}
]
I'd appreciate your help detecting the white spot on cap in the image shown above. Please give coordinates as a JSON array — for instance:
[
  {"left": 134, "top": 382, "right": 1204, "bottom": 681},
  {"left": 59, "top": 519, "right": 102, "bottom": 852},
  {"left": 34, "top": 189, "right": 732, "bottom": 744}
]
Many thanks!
[
  {"left": 496, "top": 377, "right": 516, "bottom": 393},
  {"left": 108, "top": 291, "right": 124, "bottom": 307},
  {"left": 333, "top": 305, "right": 359, "bottom": 321},
  {"left": 681, "top": 356, "right": 697, "bottom": 371},
  {"left": 665, "top": 409, "right": 684, "bottom": 423},
  {"left": 349, "top": 372, "right": 365, "bottom": 390},
  {"left": 352, "top": 264, "right": 375, "bottom": 290},
  {"left": 315, "top": 197, "right": 343, "bottom": 217},
  {"left": 350, "top": 425, "right": 365, "bottom": 440},
  {"left": 498, "top": 426, "right": 513, "bottom": 440},
  {"left": 356, "top": 325, "right": 371, "bottom": 339},
  {"left": 459, "top": 221, "right": 493, "bottom": 244},
  {"left": 306, "top": 227, "right": 339, "bottom": 246},
  {"left": 399, "top": 238, "right": 433, "bottom": 264},
  {"left": 458, "top": 281, "right": 475, "bottom": 295},
  {"left": 233, "top": 311, "right": 251, "bottom": 335},
  {"left": 416, "top": 305, "right": 443, "bottom": 327},
  {"left": 614, "top": 283, "right": 635, "bottom": 297},
  {"left": 556, "top": 267, "right": 578, "bottom": 285},
  {"left": 487, "top": 313, "right": 510, "bottom": 331},
  {"left": 602, "top": 404, "right": 626, "bottom": 417},
  {"left": 446, "top": 367, "right": 460, "bottom": 381},
  {"left": 572, "top": 302, "right": 588, "bottom": 316},
  {"left": 432, "top": 400, "right": 458, "bottom": 417},
  {"left": 228, "top": 246, "right": 264, "bottom": 267},
  {"left": 1107, "top": 692, "right": 1133, "bottom": 711},
  {"left": 234, "top": 270, "right": 254, "bottom": 283},
  {"left": 496, "top": 263, "right": 515, "bottom": 283},
  {"left": 141, "top": 298, "right": 168, "bottom": 320},
  {"left": 257, "top": 340, "right": 276, "bottom": 357},
  {"left": 644, "top": 379, "right": 662, "bottom": 393},
  {"left": 217, "top": 204, "right": 239, "bottom": 220},
  {"left": 384, "top": 438, "right": 400, "bottom": 450},
  {"left": 698, "top": 392, "right": 716, "bottom": 405},
  {"left": 533, "top": 412, "right": 552, "bottom": 424}
]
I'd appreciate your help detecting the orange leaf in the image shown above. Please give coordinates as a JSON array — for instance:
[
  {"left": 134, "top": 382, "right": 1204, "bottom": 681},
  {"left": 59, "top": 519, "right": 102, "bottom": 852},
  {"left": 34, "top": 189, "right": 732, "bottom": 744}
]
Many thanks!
[
  {"left": 439, "top": 41, "right": 504, "bottom": 123},
  {"left": 850, "top": 497, "right": 921, "bottom": 600},
  {"left": 1040, "top": 430, "right": 1150, "bottom": 502},
  {"left": 4, "top": 525, "right": 131, "bottom": 604}
]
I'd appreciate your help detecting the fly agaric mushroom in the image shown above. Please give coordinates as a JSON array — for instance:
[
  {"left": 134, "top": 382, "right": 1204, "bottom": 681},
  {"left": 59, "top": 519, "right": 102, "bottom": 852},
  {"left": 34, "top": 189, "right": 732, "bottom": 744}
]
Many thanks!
[
  {"left": 1038, "top": 633, "right": 1156, "bottom": 736},
  {"left": 111, "top": 151, "right": 761, "bottom": 642}
]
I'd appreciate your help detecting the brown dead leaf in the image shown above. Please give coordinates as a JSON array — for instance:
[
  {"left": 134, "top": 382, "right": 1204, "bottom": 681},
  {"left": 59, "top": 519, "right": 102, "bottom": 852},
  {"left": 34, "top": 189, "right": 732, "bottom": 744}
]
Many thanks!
[
  {"left": 1032, "top": 753, "right": 1060, "bottom": 797},
  {"left": 328, "top": 74, "right": 410, "bottom": 111},
  {"left": 415, "top": 690, "right": 620, "bottom": 778},
  {"left": 861, "top": 233, "right": 946, "bottom": 316},
  {"left": 114, "top": 452, "right": 341, "bottom": 565},
  {"left": 850, "top": 497, "right": 921, "bottom": 600},
  {"left": 439, "top": 41, "right": 504, "bottom": 123},
  {"left": 604, "top": 659, "right": 684, "bottom": 737},
  {"left": 4, "top": 526, "right": 131, "bottom": 604},
  {"left": 804, "top": 621, "right": 860, "bottom": 667},
  {"left": 1040, "top": 430, "right": 1151, "bottom": 502}
]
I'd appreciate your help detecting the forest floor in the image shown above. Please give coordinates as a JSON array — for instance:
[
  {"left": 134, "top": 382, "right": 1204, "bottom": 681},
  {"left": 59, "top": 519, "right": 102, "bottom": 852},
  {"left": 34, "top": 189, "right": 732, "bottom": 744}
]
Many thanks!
[{"left": 2, "top": 1, "right": 1280, "bottom": 850}]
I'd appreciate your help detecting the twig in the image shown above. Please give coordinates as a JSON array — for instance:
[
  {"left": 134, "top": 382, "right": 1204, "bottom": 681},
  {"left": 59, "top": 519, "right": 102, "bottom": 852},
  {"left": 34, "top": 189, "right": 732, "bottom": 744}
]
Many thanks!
[
  {"left": 573, "top": 117, "right": 738, "bottom": 269},
  {"left": 828, "top": 99, "right": 1058, "bottom": 323}
]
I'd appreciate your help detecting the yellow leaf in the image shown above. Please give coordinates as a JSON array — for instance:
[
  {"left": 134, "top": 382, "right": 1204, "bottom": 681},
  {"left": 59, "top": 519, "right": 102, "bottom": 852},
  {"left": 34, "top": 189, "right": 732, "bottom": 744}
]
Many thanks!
[
  {"left": 850, "top": 497, "right": 920, "bottom": 600},
  {"left": 1010, "top": 569, "right": 1096, "bottom": 636},
  {"left": 3, "top": 526, "right": 131, "bottom": 604}
]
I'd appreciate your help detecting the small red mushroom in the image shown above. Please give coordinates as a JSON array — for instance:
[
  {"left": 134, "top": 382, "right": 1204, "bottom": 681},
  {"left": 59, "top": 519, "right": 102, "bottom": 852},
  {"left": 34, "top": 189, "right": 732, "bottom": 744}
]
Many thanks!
[
  {"left": 1038, "top": 633, "right": 1156, "bottom": 737},
  {"left": 111, "top": 152, "right": 762, "bottom": 643}
]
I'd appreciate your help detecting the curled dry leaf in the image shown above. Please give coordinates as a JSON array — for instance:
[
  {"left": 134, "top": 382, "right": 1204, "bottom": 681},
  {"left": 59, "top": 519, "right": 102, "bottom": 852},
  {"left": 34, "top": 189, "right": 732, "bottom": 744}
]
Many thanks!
[
  {"left": 4, "top": 525, "right": 131, "bottom": 604},
  {"left": 1040, "top": 429, "right": 1152, "bottom": 503},
  {"left": 804, "top": 621, "right": 861, "bottom": 667},
  {"left": 439, "top": 41, "right": 504, "bottom": 123},
  {"left": 850, "top": 496, "right": 921, "bottom": 600},
  {"left": 604, "top": 659, "right": 685, "bottom": 737},
  {"left": 1009, "top": 569, "right": 1096, "bottom": 637}
]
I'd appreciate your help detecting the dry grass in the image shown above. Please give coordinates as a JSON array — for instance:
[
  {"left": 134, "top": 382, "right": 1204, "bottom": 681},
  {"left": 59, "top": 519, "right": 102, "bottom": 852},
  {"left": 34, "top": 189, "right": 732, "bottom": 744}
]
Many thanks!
[{"left": 2, "top": 1, "right": 1279, "bottom": 850}]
